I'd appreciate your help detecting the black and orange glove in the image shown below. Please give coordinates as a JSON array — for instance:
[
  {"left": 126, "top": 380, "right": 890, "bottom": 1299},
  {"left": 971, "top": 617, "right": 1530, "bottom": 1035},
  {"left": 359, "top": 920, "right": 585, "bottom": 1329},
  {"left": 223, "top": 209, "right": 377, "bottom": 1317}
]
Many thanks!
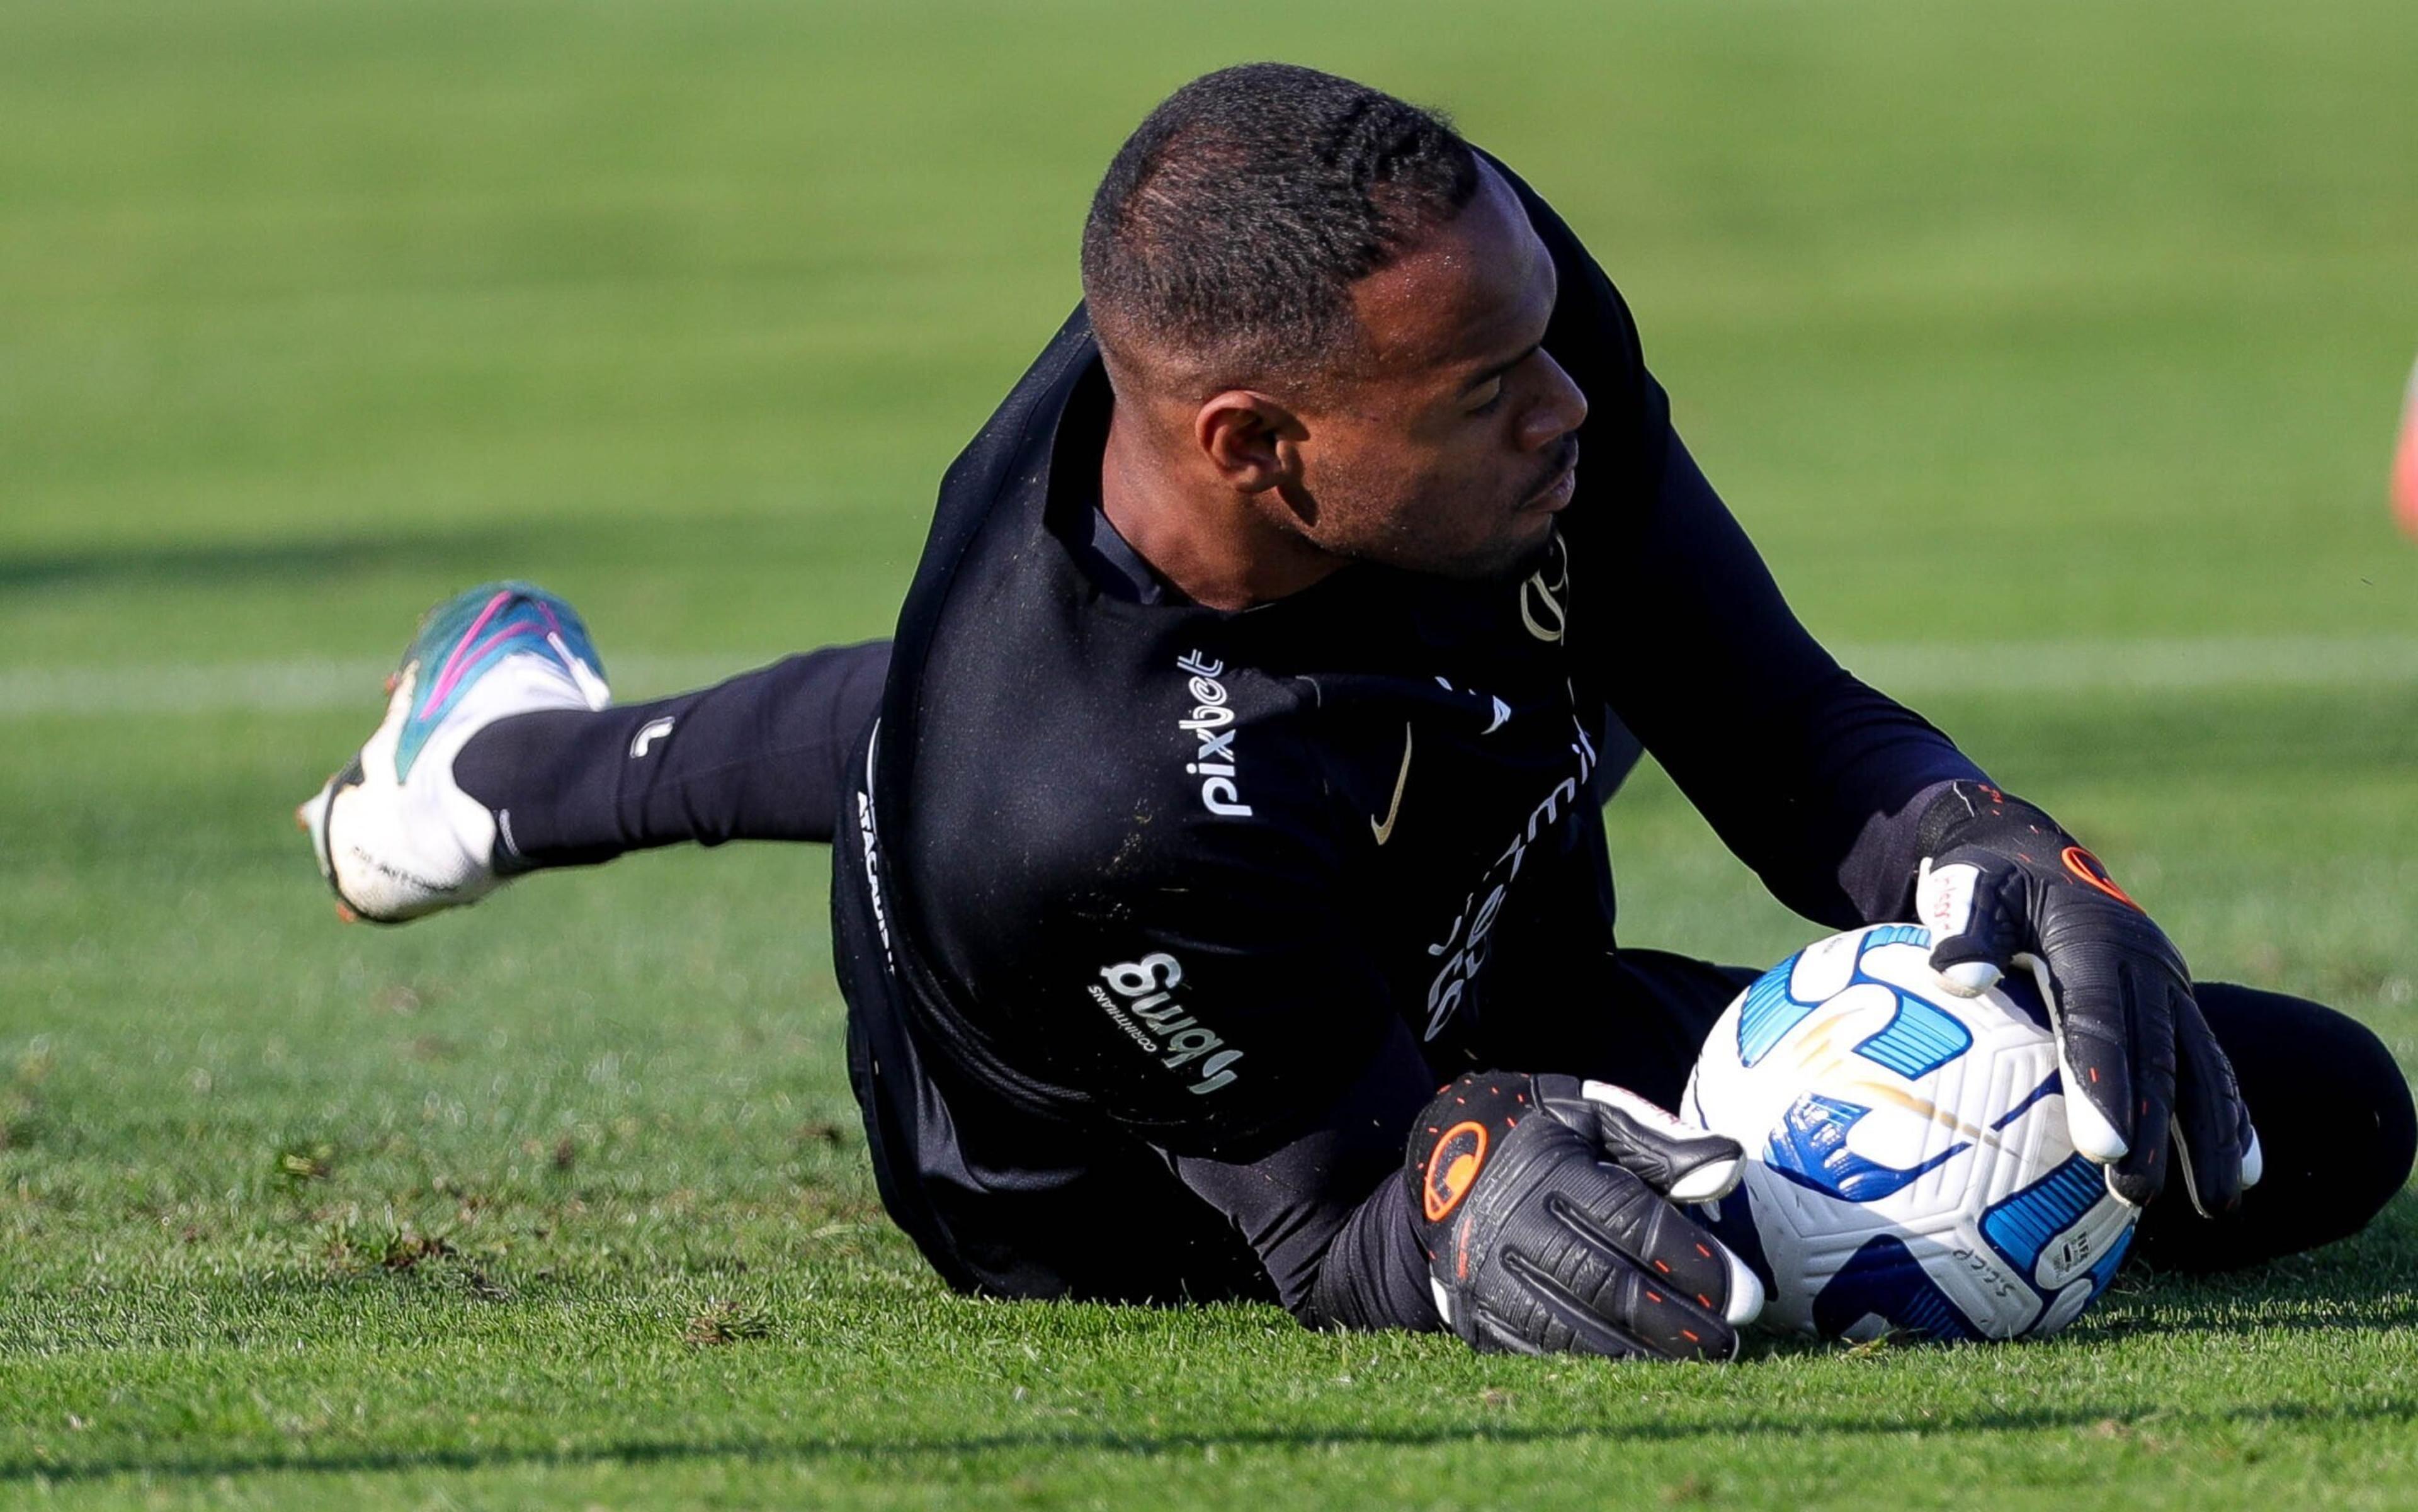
[
  {"left": 1407, "top": 1071, "right": 1763, "bottom": 1360},
  {"left": 1914, "top": 779, "right": 2261, "bottom": 1215}
]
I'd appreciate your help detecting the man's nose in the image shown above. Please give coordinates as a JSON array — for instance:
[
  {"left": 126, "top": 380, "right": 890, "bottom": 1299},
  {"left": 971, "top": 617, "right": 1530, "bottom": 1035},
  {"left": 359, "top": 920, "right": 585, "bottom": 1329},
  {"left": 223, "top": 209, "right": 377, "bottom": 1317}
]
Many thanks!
[{"left": 1519, "top": 350, "right": 1588, "bottom": 450}]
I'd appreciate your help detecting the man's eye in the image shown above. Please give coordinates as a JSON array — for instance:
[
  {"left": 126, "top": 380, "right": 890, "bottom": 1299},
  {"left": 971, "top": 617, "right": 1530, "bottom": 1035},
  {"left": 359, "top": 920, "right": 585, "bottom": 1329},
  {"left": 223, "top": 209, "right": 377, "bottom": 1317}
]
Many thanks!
[{"left": 1468, "top": 381, "right": 1506, "bottom": 416}]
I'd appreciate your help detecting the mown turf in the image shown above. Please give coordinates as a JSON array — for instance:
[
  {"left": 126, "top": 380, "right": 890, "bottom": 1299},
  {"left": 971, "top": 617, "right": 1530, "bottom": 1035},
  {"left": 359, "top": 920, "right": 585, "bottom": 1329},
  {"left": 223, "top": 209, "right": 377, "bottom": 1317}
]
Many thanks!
[{"left": 1, "top": 1, "right": 2414, "bottom": 1506}]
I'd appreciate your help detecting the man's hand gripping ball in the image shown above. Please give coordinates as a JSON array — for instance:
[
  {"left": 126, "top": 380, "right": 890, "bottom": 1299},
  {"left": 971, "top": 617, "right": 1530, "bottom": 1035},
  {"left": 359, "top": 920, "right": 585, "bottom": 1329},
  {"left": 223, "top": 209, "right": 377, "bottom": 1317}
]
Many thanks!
[
  {"left": 1408, "top": 1071, "right": 1764, "bottom": 1360},
  {"left": 1914, "top": 780, "right": 2261, "bottom": 1215}
]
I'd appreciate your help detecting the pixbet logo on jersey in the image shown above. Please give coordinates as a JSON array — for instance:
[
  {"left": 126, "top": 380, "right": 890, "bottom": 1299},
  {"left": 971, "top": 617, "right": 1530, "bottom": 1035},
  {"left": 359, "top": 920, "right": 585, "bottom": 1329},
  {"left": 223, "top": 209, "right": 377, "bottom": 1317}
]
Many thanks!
[
  {"left": 1176, "top": 651, "right": 1252, "bottom": 818},
  {"left": 1088, "top": 952, "right": 1244, "bottom": 1096}
]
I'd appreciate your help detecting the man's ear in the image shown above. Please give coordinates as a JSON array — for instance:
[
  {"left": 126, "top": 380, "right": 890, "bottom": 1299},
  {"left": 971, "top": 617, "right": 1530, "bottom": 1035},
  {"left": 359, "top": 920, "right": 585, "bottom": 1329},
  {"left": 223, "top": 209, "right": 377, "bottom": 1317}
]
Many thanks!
[{"left": 1194, "top": 391, "right": 1303, "bottom": 494}]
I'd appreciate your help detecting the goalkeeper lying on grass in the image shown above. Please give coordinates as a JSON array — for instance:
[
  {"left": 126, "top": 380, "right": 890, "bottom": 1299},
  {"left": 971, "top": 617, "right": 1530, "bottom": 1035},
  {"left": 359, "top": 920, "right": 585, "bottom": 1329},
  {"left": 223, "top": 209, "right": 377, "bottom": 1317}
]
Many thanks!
[{"left": 300, "top": 64, "right": 2412, "bottom": 1361}]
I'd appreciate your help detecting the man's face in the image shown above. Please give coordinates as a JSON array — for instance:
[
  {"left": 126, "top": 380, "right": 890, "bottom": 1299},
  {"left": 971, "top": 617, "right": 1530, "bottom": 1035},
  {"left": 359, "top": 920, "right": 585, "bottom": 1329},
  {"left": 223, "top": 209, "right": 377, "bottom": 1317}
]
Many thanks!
[{"left": 1280, "top": 162, "right": 1588, "bottom": 581}]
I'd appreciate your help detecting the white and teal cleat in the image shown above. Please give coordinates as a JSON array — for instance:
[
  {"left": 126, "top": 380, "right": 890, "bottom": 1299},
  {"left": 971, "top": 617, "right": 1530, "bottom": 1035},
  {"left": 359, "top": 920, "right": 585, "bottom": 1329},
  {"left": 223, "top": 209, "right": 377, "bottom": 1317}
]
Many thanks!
[{"left": 299, "top": 582, "right": 610, "bottom": 923}]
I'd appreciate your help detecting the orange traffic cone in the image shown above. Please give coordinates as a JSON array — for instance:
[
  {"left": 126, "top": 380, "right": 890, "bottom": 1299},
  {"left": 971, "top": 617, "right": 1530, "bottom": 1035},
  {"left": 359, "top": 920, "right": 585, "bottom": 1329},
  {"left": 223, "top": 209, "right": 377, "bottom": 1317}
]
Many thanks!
[{"left": 2397, "top": 355, "right": 2418, "bottom": 540}]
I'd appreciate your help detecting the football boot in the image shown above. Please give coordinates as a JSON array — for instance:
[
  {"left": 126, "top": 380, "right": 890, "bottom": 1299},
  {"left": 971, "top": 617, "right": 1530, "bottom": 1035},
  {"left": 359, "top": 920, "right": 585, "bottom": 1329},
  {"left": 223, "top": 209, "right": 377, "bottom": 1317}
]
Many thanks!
[{"left": 298, "top": 581, "right": 608, "bottom": 922}]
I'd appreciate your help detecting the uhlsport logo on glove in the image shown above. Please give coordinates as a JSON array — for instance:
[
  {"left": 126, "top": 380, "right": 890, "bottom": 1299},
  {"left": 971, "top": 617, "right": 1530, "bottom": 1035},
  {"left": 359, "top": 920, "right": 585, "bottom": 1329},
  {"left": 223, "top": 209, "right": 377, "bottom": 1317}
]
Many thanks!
[
  {"left": 1405, "top": 1070, "right": 1760, "bottom": 1360},
  {"left": 2059, "top": 845, "right": 2138, "bottom": 909},
  {"left": 1420, "top": 1120, "right": 1490, "bottom": 1222}
]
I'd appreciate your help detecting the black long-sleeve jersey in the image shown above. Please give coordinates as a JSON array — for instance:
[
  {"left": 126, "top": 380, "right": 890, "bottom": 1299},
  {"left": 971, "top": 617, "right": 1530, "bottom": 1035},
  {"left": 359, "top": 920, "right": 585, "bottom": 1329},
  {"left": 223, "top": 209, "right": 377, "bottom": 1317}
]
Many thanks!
[
  {"left": 837, "top": 165, "right": 1982, "bottom": 1318},
  {"left": 462, "top": 161, "right": 1986, "bottom": 1329}
]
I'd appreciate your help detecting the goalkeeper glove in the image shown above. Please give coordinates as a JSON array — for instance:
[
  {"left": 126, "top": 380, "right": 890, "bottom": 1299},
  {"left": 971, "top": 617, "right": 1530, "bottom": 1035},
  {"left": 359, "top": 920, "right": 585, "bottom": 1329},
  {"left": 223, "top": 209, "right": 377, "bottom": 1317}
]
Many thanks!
[
  {"left": 1914, "top": 779, "right": 2261, "bottom": 1214},
  {"left": 1408, "top": 1071, "right": 1763, "bottom": 1360}
]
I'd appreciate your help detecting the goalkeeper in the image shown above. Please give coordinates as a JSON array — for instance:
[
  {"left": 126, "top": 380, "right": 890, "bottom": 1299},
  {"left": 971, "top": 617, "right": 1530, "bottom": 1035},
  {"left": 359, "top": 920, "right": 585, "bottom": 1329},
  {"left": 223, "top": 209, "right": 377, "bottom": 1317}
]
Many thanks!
[{"left": 301, "top": 65, "right": 2412, "bottom": 1360}]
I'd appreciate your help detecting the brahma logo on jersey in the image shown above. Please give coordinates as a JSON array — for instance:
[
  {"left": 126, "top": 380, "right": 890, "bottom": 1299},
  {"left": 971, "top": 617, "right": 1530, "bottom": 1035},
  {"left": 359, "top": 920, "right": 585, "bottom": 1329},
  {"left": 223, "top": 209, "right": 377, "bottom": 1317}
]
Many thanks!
[
  {"left": 1088, "top": 950, "right": 1244, "bottom": 1095},
  {"left": 1176, "top": 651, "right": 1252, "bottom": 819}
]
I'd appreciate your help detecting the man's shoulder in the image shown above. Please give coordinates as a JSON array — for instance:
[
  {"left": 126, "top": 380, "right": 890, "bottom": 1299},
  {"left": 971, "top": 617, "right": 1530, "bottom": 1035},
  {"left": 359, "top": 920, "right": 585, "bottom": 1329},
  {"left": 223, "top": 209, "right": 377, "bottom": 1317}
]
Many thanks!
[{"left": 902, "top": 639, "right": 1342, "bottom": 901}]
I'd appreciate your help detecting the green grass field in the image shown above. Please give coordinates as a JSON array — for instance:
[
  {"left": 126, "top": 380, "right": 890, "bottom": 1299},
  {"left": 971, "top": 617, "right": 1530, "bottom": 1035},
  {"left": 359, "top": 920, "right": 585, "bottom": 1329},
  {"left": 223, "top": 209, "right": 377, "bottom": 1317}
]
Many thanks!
[{"left": 4, "top": 1, "right": 2415, "bottom": 1505}]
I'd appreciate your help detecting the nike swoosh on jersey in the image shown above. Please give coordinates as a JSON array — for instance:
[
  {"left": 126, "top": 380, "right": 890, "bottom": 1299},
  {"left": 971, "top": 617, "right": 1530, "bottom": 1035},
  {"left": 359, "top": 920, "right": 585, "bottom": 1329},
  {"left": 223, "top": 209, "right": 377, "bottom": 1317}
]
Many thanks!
[{"left": 1370, "top": 722, "right": 1413, "bottom": 846}]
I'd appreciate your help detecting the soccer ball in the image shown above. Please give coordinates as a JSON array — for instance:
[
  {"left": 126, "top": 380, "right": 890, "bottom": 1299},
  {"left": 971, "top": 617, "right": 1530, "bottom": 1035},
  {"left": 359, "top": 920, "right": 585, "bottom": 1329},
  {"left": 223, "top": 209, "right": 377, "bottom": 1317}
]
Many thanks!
[{"left": 1681, "top": 923, "right": 2138, "bottom": 1342}]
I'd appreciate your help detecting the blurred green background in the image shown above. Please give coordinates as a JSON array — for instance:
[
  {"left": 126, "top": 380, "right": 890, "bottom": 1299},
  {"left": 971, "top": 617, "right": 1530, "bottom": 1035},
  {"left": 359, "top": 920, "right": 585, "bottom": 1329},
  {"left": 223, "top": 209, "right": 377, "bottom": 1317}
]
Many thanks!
[
  {"left": 8, "top": 0, "right": 2415, "bottom": 659},
  {"left": 1, "top": 1, "right": 2414, "bottom": 1506}
]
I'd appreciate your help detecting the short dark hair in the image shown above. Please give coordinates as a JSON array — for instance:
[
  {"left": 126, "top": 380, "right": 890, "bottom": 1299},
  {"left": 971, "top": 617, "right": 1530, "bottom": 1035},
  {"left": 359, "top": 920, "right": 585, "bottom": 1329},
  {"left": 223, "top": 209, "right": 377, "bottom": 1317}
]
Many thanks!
[{"left": 1080, "top": 63, "right": 1480, "bottom": 390}]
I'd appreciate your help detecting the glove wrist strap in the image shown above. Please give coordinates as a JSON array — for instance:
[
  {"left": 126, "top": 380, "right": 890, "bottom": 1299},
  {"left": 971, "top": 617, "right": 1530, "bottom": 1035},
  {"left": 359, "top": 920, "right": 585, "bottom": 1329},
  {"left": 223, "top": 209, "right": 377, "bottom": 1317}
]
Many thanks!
[{"left": 1914, "top": 779, "right": 2068, "bottom": 858}]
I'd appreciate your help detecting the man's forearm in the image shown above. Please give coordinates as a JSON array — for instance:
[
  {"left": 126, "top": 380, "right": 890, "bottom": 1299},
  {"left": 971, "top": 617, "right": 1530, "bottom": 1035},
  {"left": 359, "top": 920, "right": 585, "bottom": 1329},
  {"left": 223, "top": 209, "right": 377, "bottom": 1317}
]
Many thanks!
[
  {"left": 1168, "top": 1026, "right": 1441, "bottom": 1333},
  {"left": 454, "top": 641, "right": 889, "bottom": 869},
  {"left": 1603, "top": 433, "right": 1987, "bottom": 927},
  {"left": 1301, "top": 1174, "right": 1439, "bottom": 1332},
  {"left": 1836, "top": 775, "right": 1968, "bottom": 923}
]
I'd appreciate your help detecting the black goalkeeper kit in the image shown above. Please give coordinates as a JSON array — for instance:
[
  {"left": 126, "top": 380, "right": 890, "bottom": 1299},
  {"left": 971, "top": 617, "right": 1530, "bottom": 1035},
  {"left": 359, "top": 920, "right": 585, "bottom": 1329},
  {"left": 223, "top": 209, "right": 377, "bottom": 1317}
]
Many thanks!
[{"left": 457, "top": 167, "right": 2414, "bottom": 1329}]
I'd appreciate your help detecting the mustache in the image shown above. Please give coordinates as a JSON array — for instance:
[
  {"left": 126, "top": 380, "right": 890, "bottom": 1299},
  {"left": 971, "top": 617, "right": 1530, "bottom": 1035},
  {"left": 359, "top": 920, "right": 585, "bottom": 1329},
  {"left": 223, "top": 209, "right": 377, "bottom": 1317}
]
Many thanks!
[{"left": 1524, "top": 437, "right": 1581, "bottom": 503}]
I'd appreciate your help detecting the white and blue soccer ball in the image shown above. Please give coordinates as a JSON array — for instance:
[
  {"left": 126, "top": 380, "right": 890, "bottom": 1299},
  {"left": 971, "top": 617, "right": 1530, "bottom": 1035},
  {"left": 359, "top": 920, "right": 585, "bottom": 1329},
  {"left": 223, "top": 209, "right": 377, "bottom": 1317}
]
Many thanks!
[{"left": 1682, "top": 923, "right": 2138, "bottom": 1342}]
